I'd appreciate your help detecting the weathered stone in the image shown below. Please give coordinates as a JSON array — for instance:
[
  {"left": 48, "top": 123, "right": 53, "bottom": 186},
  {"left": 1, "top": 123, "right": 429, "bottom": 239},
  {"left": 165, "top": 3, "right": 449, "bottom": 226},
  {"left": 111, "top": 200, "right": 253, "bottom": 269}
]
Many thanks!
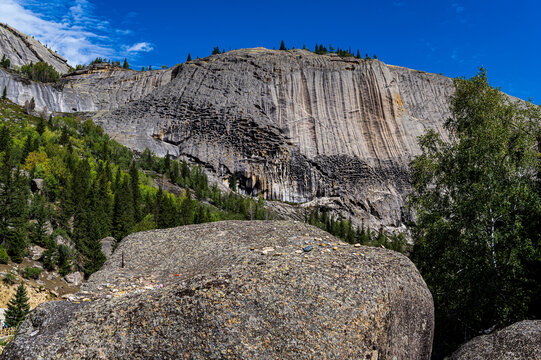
[
  {"left": 64, "top": 272, "right": 83, "bottom": 286},
  {"left": 30, "top": 179, "right": 44, "bottom": 193},
  {"left": 44, "top": 221, "right": 53, "bottom": 236},
  {"left": 0, "top": 64, "right": 175, "bottom": 115},
  {"left": 100, "top": 237, "right": 115, "bottom": 259},
  {"left": 447, "top": 320, "right": 541, "bottom": 360},
  {"left": 54, "top": 235, "right": 73, "bottom": 249},
  {"left": 0, "top": 24, "right": 70, "bottom": 74},
  {"left": 93, "top": 48, "right": 456, "bottom": 231},
  {"left": 2, "top": 221, "right": 434, "bottom": 359},
  {"left": 28, "top": 245, "right": 45, "bottom": 261}
]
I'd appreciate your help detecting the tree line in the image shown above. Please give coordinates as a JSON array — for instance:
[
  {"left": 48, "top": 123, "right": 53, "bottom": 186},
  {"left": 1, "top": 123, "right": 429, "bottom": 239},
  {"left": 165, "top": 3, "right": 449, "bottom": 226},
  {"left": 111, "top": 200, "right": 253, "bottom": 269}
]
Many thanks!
[{"left": 0, "top": 98, "right": 275, "bottom": 281}]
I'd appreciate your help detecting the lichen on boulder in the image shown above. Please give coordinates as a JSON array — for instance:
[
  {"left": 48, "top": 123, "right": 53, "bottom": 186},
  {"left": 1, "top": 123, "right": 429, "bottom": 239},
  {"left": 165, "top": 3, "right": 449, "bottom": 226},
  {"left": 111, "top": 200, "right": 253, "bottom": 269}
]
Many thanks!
[
  {"left": 1, "top": 221, "right": 434, "bottom": 359},
  {"left": 447, "top": 320, "right": 541, "bottom": 360}
]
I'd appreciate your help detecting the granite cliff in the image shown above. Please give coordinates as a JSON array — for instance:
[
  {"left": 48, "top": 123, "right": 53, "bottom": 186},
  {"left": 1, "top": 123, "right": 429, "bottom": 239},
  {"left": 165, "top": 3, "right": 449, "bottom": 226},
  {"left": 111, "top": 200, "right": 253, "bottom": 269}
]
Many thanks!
[
  {"left": 0, "top": 65, "right": 175, "bottom": 114},
  {"left": 0, "top": 25, "right": 456, "bottom": 230},
  {"left": 1, "top": 221, "right": 434, "bottom": 359},
  {"left": 94, "top": 48, "right": 454, "bottom": 229},
  {"left": 0, "top": 23, "right": 70, "bottom": 74}
]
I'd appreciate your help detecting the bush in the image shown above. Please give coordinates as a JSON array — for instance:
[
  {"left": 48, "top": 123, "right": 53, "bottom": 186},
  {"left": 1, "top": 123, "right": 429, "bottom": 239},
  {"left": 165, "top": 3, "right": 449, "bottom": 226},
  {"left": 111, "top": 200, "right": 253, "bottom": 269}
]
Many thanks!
[
  {"left": 0, "top": 246, "right": 10, "bottom": 264},
  {"left": 19, "top": 61, "right": 60, "bottom": 83},
  {"left": 3, "top": 271, "right": 16, "bottom": 285},
  {"left": 22, "top": 267, "right": 42, "bottom": 280}
]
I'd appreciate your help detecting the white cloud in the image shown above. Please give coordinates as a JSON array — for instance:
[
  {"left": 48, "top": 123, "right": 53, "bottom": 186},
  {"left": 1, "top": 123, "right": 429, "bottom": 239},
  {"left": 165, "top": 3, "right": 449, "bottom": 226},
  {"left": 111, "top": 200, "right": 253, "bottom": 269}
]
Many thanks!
[
  {"left": 0, "top": 0, "right": 152, "bottom": 66},
  {"left": 126, "top": 42, "right": 154, "bottom": 53}
]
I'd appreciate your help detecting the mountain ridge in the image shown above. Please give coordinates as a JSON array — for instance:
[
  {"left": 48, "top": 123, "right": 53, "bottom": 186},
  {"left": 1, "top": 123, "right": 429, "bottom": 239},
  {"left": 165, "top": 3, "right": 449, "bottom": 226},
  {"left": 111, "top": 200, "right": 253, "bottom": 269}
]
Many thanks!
[{"left": 0, "top": 26, "right": 456, "bottom": 230}]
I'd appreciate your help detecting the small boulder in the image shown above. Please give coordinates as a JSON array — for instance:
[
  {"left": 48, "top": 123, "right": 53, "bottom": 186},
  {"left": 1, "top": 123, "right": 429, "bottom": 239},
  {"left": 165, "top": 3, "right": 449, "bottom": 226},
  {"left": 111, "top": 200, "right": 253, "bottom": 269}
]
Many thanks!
[
  {"left": 44, "top": 221, "right": 53, "bottom": 236},
  {"left": 31, "top": 179, "right": 44, "bottom": 193},
  {"left": 64, "top": 271, "right": 83, "bottom": 286},
  {"left": 55, "top": 235, "right": 73, "bottom": 250},
  {"left": 28, "top": 245, "right": 45, "bottom": 261},
  {"left": 447, "top": 320, "right": 541, "bottom": 360},
  {"left": 100, "top": 237, "right": 115, "bottom": 259}
]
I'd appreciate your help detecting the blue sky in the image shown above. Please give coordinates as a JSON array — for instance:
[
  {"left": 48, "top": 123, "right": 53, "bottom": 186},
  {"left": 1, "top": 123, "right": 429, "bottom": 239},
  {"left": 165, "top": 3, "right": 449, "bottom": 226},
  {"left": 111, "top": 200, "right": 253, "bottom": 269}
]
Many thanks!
[{"left": 0, "top": 0, "right": 540, "bottom": 102}]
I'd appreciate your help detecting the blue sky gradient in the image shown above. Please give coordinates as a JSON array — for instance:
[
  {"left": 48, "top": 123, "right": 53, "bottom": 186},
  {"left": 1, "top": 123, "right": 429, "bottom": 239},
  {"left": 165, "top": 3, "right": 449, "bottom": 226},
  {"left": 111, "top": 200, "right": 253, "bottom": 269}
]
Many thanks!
[{"left": 0, "top": 0, "right": 540, "bottom": 102}]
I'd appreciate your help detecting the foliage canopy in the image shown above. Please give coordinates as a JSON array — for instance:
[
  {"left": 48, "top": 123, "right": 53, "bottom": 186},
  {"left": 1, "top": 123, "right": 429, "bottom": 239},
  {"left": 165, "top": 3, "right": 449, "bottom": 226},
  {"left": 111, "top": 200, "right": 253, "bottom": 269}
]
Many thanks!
[{"left": 409, "top": 69, "right": 541, "bottom": 358}]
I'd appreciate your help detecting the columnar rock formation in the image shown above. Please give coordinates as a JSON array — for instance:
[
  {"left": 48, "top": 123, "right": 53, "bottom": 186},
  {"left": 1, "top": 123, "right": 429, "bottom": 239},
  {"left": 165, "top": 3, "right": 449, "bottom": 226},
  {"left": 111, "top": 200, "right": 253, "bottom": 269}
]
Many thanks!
[
  {"left": 95, "top": 49, "right": 454, "bottom": 229},
  {"left": 1, "top": 221, "right": 435, "bottom": 359},
  {"left": 0, "top": 23, "right": 70, "bottom": 74},
  {"left": 0, "top": 24, "right": 458, "bottom": 229}
]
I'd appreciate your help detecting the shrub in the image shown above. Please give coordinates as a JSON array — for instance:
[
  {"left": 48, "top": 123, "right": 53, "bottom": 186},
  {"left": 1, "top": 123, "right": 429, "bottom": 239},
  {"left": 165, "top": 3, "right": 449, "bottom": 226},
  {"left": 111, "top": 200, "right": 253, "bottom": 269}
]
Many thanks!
[
  {"left": 3, "top": 272, "right": 16, "bottom": 285},
  {"left": 22, "top": 267, "right": 42, "bottom": 280},
  {"left": 0, "top": 246, "right": 10, "bottom": 264}
]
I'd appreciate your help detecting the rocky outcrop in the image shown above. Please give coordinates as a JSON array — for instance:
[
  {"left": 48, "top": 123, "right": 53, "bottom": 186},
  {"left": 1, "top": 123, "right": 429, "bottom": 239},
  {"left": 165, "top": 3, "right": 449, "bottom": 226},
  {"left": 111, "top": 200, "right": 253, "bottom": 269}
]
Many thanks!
[
  {"left": 447, "top": 320, "right": 541, "bottom": 360},
  {"left": 94, "top": 48, "right": 454, "bottom": 229},
  {"left": 0, "top": 66, "right": 175, "bottom": 114},
  {"left": 0, "top": 23, "right": 70, "bottom": 74},
  {"left": 2, "top": 221, "right": 434, "bottom": 359}
]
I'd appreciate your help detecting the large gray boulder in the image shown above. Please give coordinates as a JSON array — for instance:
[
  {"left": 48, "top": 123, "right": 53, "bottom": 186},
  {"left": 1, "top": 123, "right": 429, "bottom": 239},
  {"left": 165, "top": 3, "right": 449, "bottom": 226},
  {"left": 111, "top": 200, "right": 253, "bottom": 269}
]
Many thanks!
[
  {"left": 447, "top": 320, "right": 541, "bottom": 360},
  {"left": 1, "top": 221, "right": 434, "bottom": 359}
]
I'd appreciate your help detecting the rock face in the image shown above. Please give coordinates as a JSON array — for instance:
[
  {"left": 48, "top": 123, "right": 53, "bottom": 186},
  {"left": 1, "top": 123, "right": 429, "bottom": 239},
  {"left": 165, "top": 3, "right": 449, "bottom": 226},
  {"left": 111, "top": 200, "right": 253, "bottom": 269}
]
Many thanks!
[
  {"left": 1, "top": 26, "right": 457, "bottom": 229},
  {"left": 0, "top": 66, "right": 175, "bottom": 114},
  {"left": 2, "top": 221, "right": 434, "bottom": 359},
  {"left": 0, "top": 23, "right": 70, "bottom": 74},
  {"left": 447, "top": 320, "right": 541, "bottom": 360},
  {"left": 95, "top": 48, "right": 454, "bottom": 229}
]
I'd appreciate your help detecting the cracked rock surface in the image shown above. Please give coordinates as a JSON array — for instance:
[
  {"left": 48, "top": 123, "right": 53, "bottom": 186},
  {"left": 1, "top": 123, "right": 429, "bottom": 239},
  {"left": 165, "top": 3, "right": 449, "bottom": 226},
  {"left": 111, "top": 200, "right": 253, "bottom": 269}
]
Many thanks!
[
  {"left": 2, "top": 221, "right": 434, "bottom": 360},
  {"left": 94, "top": 48, "right": 454, "bottom": 230},
  {"left": 447, "top": 320, "right": 541, "bottom": 360}
]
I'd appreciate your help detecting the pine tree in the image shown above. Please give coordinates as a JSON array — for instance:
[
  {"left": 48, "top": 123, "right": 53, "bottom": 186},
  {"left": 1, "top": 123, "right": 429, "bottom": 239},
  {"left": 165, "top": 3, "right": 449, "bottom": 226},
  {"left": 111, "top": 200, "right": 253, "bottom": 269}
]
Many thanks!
[
  {"left": 70, "top": 159, "right": 91, "bottom": 249},
  {"left": 229, "top": 173, "right": 237, "bottom": 192},
  {"left": 170, "top": 160, "right": 180, "bottom": 184},
  {"left": 129, "top": 161, "right": 141, "bottom": 222},
  {"left": 122, "top": 58, "right": 129, "bottom": 69},
  {"left": 111, "top": 175, "right": 134, "bottom": 240},
  {"left": 164, "top": 151, "right": 171, "bottom": 177},
  {"left": 212, "top": 47, "right": 221, "bottom": 55},
  {"left": 279, "top": 40, "right": 287, "bottom": 51},
  {"left": 187, "top": 53, "right": 192, "bottom": 61},
  {"left": 93, "top": 162, "right": 112, "bottom": 238},
  {"left": 36, "top": 115, "right": 46, "bottom": 136},
  {"left": 1, "top": 167, "right": 29, "bottom": 263},
  {"left": 140, "top": 147, "right": 153, "bottom": 170},
  {"left": 4, "top": 283, "right": 30, "bottom": 328}
]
